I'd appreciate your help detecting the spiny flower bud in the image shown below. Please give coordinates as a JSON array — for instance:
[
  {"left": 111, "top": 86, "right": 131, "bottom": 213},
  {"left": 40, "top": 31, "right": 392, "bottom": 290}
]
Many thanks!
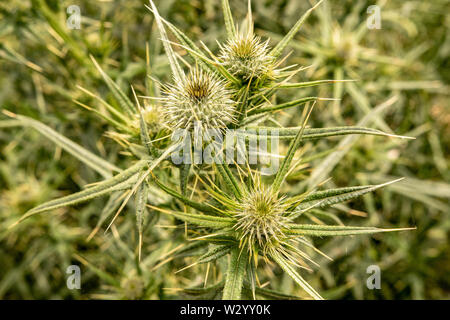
[
  {"left": 121, "top": 277, "right": 144, "bottom": 300},
  {"left": 234, "top": 181, "right": 289, "bottom": 255},
  {"left": 161, "top": 68, "right": 235, "bottom": 132},
  {"left": 219, "top": 33, "right": 275, "bottom": 82}
]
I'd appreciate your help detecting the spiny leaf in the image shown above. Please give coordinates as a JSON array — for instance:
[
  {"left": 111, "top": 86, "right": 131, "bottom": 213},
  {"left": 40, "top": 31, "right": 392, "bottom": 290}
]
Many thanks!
[
  {"left": 90, "top": 55, "right": 137, "bottom": 116},
  {"left": 271, "top": 251, "right": 323, "bottom": 300},
  {"left": 86, "top": 191, "right": 129, "bottom": 242},
  {"left": 242, "top": 283, "right": 302, "bottom": 300},
  {"left": 222, "top": 0, "right": 237, "bottom": 39},
  {"left": 12, "top": 114, "right": 120, "bottom": 178},
  {"left": 223, "top": 247, "right": 248, "bottom": 300},
  {"left": 279, "top": 79, "right": 354, "bottom": 89},
  {"left": 178, "top": 281, "right": 225, "bottom": 298},
  {"left": 247, "top": 97, "right": 317, "bottom": 116},
  {"left": 148, "top": 0, "right": 184, "bottom": 82},
  {"left": 291, "top": 179, "right": 405, "bottom": 219},
  {"left": 241, "top": 126, "right": 413, "bottom": 141},
  {"left": 172, "top": 41, "right": 241, "bottom": 85},
  {"left": 270, "top": 0, "right": 324, "bottom": 58},
  {"left": 103, "top": 144, "right": 179, "bottom": 233},
  {"left": 198, "top": 245, "right": 233, "bottom": 264},
  {"left": 285, "top": 224, "right": 414, "bottom": 237},
  {"left": 215, "top": 163, "right": 243, "bottom": 200},
  {"left": 272, "top": 105, "right": 313, "bottom": 192},
  {"left": 135, "top": 173, "right": 149, "bottom": 261},
  {"left": 10, "top": 161, "right": 148, "bottom": 228}
]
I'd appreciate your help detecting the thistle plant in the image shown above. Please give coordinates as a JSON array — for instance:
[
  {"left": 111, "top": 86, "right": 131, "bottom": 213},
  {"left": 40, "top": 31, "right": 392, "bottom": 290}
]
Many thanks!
[
  {"left": 219, "top": 32, "right": 275, "bottom": 84},
  {"left": 161, "top": 67, "right": 235, "bottom": 132}
]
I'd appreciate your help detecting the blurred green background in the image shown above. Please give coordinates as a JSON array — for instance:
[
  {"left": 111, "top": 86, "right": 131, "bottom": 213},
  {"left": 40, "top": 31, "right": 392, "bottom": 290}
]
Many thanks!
[{"left": 0, "top": 0, "right": 448, "bottom": 299}]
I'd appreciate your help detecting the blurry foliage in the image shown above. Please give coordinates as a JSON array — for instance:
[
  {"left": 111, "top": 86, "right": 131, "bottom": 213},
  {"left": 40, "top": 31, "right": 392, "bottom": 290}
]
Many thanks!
[{"left": 0, "top": 0, "right": 449, "bottom": 299}]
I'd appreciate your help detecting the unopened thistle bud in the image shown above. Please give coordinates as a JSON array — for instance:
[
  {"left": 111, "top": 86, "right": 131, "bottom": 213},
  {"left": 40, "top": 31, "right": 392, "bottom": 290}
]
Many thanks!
[
  {"left": 161, "top": 68, "right": 236, "bottom": 132},
  {"left": 219, "top": 33, "right": 275, "bottom": 83}
]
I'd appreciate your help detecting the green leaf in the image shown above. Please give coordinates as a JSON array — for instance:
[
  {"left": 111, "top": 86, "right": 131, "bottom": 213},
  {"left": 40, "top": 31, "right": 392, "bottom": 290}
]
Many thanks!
[
  {"left": 272, "top": 106, "right": 313, "bottom": 192},
  {"left": 148, "top": 0, "right": 184, "bottom": 82},
  {"left": 270, "top": 0, "right": 324, "bottom": 58},
  {"left": 174, "top": 42, "right": 241, "bottom": 85},
  {"left": 15, "top": 114, "right": 120, "bottom": 178},
  {"left": 151, "top": 176, "right": 219, "bottom": 214},
  {"left": 198, "top": 245, "right": 233, "bottom": 264},
  {"left": 10, "top": 160, "right": 148, "bottom": 227},
  {"left": 144, "top": 6, "right": 214, "bottom": 73},
  {"left": 271, "top": 252, "right": 323, "bottom": 300},
  {"left": 132, "top": 87, "right": 151, "bottom": 153},
  {"left": 179, "top": 164, "right": 191, "bottom": 196},
  {"left": 223, "top": 247, "right": 248, "bottom": 300},
  {"left": 285, "top": 224, "right": 414, "bottom": 237},
  {"left": 241, "top": 126, "right": 413, "bottom": 141},
  {"left": 215, "top": 163, "right": 243, "bottom": 199},
  {"left": 279, "top": 79, "right": 353, "bottom": 89},
  {"left": 179, "top": 281, "right": 225, "bottom": 299},
  {"left": 242, "top": 283, "right": 301, "bottom": 300},
  {"left": 74, "top": 255, "right": 120, "bottom": 287}
]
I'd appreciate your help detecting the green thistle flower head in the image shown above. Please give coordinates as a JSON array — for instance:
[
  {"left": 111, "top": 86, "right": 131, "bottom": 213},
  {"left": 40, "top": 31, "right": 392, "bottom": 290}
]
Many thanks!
[
  {"left": 161, "top": 68, "right": 236, "bottom": 131},
  {"left": 234, "top": 181, "right": 290, "bottom": 256},
  {"left": 219, "top": 33, "right": 275, "bottom": 83}
]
